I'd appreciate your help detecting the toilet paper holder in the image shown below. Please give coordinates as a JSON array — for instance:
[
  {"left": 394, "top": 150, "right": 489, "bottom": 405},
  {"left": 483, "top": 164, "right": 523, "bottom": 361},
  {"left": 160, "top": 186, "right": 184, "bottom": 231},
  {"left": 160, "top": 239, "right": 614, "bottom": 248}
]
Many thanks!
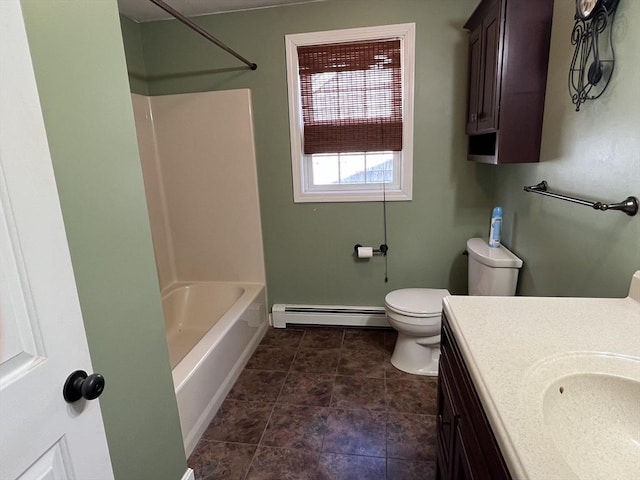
[{"left": 354, "top": 243, "right": 389, "bottom": 257}]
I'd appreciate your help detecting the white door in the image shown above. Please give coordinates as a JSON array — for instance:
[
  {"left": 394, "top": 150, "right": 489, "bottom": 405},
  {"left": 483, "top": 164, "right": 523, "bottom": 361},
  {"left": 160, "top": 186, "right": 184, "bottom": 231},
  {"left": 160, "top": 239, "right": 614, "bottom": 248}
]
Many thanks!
[{"left": 0, "top": 1, "right": 114, "bottom": 479}]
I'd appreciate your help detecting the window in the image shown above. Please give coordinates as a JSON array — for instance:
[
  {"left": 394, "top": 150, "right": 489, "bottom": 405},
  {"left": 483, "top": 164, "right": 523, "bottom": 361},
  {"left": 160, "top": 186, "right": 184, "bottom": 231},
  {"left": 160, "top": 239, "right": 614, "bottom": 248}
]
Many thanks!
[{"left": 285, "top": 24, "right": 415, "bottom": 202}]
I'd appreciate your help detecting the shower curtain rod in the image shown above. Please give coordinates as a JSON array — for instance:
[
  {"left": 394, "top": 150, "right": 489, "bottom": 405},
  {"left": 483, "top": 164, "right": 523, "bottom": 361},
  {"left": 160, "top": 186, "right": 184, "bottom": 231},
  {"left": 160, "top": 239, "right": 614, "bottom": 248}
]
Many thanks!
[{"left": 147, "top": 0, "right": 257, "bottom": 70}]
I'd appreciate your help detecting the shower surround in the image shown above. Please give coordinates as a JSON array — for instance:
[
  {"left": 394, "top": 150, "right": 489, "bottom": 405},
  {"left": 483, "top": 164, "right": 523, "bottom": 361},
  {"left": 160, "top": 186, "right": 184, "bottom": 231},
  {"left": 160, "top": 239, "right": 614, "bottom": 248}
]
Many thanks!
[{"left": 132, "top": 89, "right": 268, "bottom": 455}]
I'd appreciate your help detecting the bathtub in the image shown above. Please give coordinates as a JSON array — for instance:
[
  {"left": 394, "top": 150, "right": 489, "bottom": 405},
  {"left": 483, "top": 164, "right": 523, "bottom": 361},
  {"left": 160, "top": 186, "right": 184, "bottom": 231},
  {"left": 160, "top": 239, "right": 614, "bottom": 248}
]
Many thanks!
[{"left": 162, "top": 281, "right": 268, "bottom": 456}]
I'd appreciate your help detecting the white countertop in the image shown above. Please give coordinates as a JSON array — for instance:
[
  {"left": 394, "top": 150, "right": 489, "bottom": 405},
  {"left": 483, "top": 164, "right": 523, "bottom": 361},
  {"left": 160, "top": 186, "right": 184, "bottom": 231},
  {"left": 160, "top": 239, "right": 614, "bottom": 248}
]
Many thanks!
[{"left": 442, "top": 271, "right": 640, "bottom": 480}]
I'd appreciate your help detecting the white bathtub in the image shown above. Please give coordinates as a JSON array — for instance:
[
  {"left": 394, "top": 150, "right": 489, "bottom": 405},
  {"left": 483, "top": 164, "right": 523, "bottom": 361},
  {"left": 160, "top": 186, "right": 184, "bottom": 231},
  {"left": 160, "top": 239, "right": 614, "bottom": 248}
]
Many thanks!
[{"left": 162, "top": 281, "right": 268, "bottom": 456}]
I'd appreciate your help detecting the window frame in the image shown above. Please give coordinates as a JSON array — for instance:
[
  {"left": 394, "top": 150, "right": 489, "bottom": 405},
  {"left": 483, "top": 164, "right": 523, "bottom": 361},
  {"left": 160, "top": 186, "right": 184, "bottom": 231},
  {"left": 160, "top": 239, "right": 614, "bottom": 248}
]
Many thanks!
[{"left": 285, "top": 23, "right": 415, "bottom": 203}]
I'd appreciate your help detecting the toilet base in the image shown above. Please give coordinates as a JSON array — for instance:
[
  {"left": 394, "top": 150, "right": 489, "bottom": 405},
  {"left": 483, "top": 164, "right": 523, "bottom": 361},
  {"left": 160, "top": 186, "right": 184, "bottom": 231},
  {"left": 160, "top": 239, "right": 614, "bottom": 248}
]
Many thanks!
[{"left": 390, "top": 333, "right": 440, "bottom": 376}]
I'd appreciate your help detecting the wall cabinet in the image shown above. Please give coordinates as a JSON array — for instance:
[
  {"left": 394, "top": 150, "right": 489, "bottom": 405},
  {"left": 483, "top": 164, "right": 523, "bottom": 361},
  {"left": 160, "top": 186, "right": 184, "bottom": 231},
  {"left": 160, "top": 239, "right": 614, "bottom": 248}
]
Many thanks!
[
  {"left": 465, "top": 0, "right": 500, "bottom": 135},
  {"left": 464, "top": 0, "right": 554, "bottom": 164},
  {"left": 436, "top": 313, "right": 511, "bottom": 480}
]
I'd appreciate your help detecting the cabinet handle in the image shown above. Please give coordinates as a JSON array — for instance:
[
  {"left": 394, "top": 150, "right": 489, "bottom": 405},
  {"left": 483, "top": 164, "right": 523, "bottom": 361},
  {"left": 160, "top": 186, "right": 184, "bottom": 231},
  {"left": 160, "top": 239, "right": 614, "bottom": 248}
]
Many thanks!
[
  {"left": 438, "top": 413, "right": 460, "bottom": 428},
  {"left": 439, "top": 416, "right": 451, "bottom": 427}
]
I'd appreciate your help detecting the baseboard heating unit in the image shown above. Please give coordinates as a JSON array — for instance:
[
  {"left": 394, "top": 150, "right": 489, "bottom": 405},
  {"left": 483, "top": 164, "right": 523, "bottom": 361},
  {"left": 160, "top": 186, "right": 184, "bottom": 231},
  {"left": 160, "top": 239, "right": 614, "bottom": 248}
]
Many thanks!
[{"left": 271, "top": 304, "right": 389, "bottom": 329}]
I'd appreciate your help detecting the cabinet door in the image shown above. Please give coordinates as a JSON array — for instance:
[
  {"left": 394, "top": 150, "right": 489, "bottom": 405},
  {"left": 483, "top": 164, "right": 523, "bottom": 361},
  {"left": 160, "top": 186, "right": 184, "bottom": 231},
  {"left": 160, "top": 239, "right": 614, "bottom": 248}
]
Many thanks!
[
  {"left": 436, "top": 368, "right": 458, "bottom": 478},
  {"left": 452, "top": 426, "right": 475, "bottom": 480},
  {"left": 465, "top": 24, "right": 482, "bottom": 134},
  {"left": 477, "top": 1, "right": 500, "bottom": 132}
]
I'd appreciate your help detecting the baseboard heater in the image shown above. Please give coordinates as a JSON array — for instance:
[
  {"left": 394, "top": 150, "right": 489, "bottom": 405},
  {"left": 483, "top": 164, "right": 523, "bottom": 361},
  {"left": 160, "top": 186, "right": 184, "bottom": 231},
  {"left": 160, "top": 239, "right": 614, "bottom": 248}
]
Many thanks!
[{"left": 271, "top": 304, "right": 389, "bottom": 329}]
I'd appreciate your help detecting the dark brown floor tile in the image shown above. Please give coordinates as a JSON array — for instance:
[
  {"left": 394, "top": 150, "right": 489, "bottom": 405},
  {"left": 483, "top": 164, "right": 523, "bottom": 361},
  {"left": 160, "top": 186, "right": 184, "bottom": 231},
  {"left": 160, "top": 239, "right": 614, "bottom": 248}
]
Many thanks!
[
  {"left": 291, "top": 348, "right": 340, "bottom": 374},
  {"left": 323, "top": 409, "right": 386, "bottom": 457},
  {"left": 261, "top": 327, "right": 305, "bottom": 347},
  {"left": 245, "top": 446, "right": 328, "bottom": 480},
  {"left": 337, "top": 349, "right": 386, "bottom": 378},
  {"left": 318, "top": 453, "right": 386, "bottom": 480},
  {"left": 331, "top": 375, "right": 386, "bottom": 411},
  {"left": 226, "top": 369, "right": 287, "bottom": 402},
  {"left": 245, "top": 345, "right": 297, "bottom": 371},
  {"left": 277, "top": 372, "right": 335, "bottom": 407},
  {"left": 386, "top": 413, "right": 437, "bottom": 461},
  {"left": 191, "top": 327, "right": 444, "bottom": 480},
  {"left": 342, "top": 329, "right": 388, "bottom": 352},
  {"left": 386, "top": 458, "right": 437, "bottom": 480},
  {"left": 385, "top": 377, "right": 438, "bottom": 414},
  {"left": 385, "top": 330, "right": 398, "bottom": 348},
  {"left": 301, "top": 327, "right": 344, "bottom": 348},
  {"left": 188, "top": 440, "right": 256, "bottom": 480},
  {"left": 203, "top": 399, "right": 273, "bottom": 444},
  {"left": 261, "top": 404, "right": 329, "bottom": 450}
]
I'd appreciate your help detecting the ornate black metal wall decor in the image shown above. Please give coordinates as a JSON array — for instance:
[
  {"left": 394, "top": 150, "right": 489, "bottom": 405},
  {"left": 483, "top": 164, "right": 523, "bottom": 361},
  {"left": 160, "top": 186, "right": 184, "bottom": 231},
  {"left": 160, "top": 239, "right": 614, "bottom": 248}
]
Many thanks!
[{"left": 569, "top": 0, "right": 620, "bottom": 111}]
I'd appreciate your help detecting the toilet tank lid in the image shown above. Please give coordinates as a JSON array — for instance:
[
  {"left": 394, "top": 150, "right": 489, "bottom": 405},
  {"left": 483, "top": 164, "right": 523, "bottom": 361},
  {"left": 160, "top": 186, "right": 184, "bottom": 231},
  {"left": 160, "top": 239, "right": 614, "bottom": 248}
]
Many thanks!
[
  {"left": 467, "top": 238, "right": 523, "bottom": 268},
  {"left": 385, "top": 288, "right": 450, "bottom": 316}
]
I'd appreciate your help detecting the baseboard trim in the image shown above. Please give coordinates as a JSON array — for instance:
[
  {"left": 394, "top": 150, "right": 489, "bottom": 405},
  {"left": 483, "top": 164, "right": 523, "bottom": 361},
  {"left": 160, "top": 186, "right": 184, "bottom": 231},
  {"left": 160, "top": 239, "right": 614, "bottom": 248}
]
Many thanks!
[{"left": 181, "top": 467, "right": 195, "bottom": 480}]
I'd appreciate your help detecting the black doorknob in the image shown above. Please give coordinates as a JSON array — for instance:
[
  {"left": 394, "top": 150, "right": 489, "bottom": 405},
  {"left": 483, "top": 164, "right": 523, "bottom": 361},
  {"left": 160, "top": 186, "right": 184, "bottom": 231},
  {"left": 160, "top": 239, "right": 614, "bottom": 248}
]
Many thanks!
[{"left": 63, "top": 370, "right": 105, "bottom": 403}]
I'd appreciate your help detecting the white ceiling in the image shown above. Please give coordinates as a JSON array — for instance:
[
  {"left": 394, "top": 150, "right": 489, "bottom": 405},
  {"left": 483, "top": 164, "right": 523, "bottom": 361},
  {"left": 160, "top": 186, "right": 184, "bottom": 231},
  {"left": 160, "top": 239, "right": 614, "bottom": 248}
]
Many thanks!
[{"left": 118, "top": 0, "right": 326, "bottom": 22}]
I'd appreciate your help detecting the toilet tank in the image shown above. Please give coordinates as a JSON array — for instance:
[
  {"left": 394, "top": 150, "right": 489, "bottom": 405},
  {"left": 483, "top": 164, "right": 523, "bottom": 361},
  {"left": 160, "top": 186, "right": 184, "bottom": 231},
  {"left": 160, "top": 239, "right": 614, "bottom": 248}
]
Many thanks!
[{"left": 467, "top": 238, "right": 523, "bottom": 296}]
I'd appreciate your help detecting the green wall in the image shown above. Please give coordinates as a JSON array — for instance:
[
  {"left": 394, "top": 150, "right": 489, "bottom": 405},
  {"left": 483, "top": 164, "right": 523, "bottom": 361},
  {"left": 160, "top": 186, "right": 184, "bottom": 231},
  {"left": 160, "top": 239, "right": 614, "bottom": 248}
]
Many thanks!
[
  {"left": 21, "top": 1, "right": 187, "bottom": 479},
  {"left": 123, "top": 0, "right": 639, "bottom": 302},
  {"left": 492, "top": 0, "right": 640, "bottom": 297},
  {"left": 129, "top": 0, "right": 494, "bottom": 306},
  {"left": 120, "top": 14, "right": 149, "bottom": 95}
]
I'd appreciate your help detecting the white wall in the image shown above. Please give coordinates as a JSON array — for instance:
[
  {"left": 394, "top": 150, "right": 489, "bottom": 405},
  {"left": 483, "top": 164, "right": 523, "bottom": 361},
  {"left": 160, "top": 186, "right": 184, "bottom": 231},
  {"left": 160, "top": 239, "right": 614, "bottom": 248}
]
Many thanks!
[{"left": 132, "top": 89, "right": 266, "bottom": 290}]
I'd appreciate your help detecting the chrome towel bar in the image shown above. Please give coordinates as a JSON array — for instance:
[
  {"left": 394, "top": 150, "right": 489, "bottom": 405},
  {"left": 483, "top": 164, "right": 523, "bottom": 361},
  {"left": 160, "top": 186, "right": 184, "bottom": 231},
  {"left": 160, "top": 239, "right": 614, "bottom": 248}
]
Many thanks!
[{"left": 524, "top": 181, "right": 638, "bottom": 216}]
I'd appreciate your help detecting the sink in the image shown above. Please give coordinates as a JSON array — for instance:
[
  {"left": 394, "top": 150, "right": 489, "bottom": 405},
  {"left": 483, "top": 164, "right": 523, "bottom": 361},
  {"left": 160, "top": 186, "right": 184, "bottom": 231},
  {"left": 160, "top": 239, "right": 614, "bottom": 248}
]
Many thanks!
[
  {"left": 543, "top": 373, "right": 640, "bottom": 480},
  {"left": 524, "top": 353, "right": 640, "bottom": 480}
]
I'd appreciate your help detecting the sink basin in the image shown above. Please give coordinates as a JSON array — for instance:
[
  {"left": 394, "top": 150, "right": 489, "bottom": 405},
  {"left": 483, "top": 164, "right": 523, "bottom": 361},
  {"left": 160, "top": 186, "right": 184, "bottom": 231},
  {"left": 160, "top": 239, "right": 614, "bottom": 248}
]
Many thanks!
[
  {"left": 543, "top": 373, "right": 640, "bottom": 480},
  {"left": 525, "top": 353, "right": 640, "bottom": 480}
]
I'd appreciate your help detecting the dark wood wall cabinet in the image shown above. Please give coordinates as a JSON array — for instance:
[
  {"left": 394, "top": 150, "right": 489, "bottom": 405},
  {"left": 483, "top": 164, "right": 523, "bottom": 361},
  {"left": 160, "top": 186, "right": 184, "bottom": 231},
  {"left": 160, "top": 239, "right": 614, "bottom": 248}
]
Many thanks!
[
  {"left": 464, "top": 0, "right": 554, "bottom": 164},
  {"left": 436, "top": 313, "right": 512, "bottom": 480}
]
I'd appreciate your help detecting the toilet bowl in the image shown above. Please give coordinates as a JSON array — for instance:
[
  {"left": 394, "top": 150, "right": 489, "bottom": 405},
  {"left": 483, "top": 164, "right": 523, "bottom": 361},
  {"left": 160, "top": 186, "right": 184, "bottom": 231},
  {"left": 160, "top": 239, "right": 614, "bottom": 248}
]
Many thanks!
[
  {"left": 385, "top": 288, "right": 449, "bottom": 376},
  {"left": 385, "top": 238, "right": 523, "bottom": 376}
]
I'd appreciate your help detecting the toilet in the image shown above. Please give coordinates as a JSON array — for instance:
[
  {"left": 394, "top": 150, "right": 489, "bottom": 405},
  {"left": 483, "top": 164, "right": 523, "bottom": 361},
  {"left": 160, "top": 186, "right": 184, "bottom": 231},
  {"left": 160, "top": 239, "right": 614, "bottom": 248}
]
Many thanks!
[{"left": 385, "top": 237, "right": 523, "bottom": 375}]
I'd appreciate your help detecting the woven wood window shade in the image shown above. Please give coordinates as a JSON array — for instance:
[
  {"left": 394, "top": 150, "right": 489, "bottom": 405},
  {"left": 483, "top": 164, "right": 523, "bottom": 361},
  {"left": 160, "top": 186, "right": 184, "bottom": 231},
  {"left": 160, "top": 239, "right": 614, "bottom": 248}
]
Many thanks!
[{"left": 298, "top": 39, "right": 402, "bottom": 155}]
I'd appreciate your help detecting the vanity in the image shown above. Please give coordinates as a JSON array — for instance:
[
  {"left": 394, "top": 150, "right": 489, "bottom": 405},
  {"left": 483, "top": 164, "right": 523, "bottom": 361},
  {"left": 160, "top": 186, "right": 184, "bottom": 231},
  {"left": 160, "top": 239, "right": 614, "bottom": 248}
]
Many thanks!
[{"left": 436, "top": 271, "right": 640, "bottom": 480}]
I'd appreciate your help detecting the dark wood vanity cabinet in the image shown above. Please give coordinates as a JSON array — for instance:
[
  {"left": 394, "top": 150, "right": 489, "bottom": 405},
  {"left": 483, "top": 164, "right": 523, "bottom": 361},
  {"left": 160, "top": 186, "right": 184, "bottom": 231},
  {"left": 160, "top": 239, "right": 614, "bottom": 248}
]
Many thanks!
[
  {"left": 464, "top": 0, "right": 554, "bottom": 164},
  {"left": 436, "top": 313, "right": 511, "bottom": 480}
]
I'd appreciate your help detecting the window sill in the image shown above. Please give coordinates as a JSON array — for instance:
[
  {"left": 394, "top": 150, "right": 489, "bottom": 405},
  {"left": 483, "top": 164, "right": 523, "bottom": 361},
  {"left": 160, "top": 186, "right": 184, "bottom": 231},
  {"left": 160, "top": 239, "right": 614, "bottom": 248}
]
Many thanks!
[{"left": 293, "top": 188, "right": 412, "bottom": 203}]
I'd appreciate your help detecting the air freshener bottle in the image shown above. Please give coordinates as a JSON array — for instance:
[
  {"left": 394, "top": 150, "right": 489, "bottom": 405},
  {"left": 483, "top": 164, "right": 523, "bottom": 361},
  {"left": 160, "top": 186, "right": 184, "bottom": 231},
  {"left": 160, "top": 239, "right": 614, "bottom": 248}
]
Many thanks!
[{"left": 489, "top": 206, "right": 502, "bottom": 248}]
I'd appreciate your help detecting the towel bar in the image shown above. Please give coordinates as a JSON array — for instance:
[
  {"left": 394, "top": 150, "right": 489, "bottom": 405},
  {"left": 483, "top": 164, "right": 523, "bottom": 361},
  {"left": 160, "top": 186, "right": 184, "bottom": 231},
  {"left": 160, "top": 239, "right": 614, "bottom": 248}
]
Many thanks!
[{"left": 523, "top": 181, "right": 638, "bottom": 216}]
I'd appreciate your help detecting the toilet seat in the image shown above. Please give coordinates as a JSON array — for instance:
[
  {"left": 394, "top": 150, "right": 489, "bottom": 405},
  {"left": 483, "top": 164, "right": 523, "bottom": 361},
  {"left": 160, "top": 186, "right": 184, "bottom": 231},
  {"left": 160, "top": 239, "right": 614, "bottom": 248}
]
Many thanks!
[{"left": 385, "top": 288, "right": 450, "bottom": 317}]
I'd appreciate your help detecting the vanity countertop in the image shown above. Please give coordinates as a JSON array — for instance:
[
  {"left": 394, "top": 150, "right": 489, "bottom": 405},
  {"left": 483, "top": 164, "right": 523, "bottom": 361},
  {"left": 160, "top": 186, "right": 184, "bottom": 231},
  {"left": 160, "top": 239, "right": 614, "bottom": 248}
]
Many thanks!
[{"left": 442, "top": 271, "right": 640, "bottom": 480}]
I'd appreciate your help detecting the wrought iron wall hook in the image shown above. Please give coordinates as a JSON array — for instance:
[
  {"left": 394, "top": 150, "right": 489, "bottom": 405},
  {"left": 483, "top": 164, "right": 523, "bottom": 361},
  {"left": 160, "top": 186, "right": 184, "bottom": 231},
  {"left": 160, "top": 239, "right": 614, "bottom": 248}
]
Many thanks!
[{"left": 568, "top": 0, "right": 620, "bottom": 111}]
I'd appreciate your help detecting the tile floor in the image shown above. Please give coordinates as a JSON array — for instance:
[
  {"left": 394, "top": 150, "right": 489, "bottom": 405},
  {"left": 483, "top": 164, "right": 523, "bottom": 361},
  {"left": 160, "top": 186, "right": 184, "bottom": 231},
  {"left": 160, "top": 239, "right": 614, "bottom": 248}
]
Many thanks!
[{"left": 188, "top": 327, "right": 439, "bottom": 480}]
